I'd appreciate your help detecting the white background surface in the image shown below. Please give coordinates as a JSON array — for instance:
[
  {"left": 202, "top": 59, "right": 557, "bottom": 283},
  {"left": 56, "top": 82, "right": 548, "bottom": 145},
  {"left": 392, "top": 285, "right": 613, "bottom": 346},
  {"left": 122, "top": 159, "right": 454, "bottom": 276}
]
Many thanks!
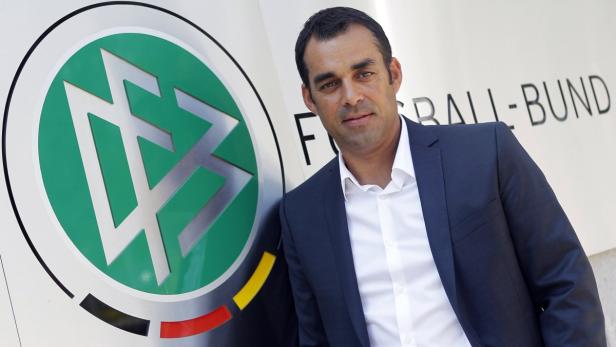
[
  {"left": 0, "top": 256, "right": 20, "bottom": 346},
  {"left": 0, "top": 1, "right": 297, "bottom": 346}
]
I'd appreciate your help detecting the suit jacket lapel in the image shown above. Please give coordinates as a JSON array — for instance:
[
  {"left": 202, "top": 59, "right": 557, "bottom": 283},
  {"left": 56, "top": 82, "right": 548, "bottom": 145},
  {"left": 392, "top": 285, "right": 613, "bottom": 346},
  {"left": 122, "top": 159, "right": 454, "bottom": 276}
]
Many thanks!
[
  {"left": 406, "top": 118, "right": 459, "bottom": 314},
  {"left": 322, "top": 162, "right": 371, "bottom": 347}
]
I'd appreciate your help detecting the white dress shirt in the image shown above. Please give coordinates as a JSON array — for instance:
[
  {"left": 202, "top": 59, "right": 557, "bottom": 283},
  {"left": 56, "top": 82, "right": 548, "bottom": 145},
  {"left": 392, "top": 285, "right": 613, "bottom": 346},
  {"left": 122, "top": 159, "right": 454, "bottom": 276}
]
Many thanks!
[{"left": 339, "top": 118, "right": 471, "bottom": 347}]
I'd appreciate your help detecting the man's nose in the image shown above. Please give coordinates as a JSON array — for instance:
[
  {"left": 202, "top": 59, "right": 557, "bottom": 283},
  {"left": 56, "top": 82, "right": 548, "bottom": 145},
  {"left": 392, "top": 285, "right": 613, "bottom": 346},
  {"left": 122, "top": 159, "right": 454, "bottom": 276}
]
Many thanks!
[{"left": 341, "top": 81, "right": 363, "bottom": 107}]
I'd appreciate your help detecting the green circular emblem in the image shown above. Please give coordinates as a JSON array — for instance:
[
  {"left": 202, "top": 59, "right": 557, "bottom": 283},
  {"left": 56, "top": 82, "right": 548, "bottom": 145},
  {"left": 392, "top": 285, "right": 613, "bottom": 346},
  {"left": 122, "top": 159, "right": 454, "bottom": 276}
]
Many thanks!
[{"left": 38, "top": 33, "right": 259, "bottom": 295}]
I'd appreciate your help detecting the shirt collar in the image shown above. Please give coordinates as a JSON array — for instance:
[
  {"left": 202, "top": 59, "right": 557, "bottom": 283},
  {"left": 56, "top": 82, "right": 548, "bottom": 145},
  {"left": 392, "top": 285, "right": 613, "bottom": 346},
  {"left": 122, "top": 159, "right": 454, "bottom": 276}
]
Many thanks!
[{"left": 339, "top": 116, "right": 415, "bottom": 200}]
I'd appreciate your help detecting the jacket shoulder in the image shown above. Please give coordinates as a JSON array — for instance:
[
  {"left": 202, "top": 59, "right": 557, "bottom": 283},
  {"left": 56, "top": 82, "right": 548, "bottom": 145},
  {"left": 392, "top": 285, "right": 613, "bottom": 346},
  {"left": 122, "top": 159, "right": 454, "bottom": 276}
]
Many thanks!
[
  {"left": 420, "top": 121, "right": 512, "bottom": 153},
  {"left": 427, "top": 121, "right": 505, "bottom": 139},
  {"left": 282, "top": 156, "right": 338, "bottom": 207}
]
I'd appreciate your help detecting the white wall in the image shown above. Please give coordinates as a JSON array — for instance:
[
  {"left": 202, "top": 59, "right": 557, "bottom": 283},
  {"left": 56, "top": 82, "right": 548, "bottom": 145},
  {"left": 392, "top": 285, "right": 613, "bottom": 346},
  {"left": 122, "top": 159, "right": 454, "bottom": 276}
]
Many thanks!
[{"left": 590, "top": 249, "right": 616, "bottom": 346}]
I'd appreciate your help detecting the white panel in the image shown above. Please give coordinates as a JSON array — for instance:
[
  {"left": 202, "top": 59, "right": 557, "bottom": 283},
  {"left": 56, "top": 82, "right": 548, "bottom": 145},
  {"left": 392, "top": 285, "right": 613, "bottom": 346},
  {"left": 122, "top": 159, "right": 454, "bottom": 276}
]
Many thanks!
[
  {"left": 0, "top": 256, "right": 20, "bottom": 347},
  {"left": 0, "top": 1, "right": 297, "bottom": 346}
]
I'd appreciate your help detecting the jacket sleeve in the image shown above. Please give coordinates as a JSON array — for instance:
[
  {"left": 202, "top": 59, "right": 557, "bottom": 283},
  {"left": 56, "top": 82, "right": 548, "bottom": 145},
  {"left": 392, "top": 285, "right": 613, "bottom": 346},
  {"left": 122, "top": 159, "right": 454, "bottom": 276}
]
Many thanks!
[
  {"left": 495, "top": 122, "right": 606, "bottom": 346},
  {"left": 279, "top": 197, "right": 330, "bottom": 347}
]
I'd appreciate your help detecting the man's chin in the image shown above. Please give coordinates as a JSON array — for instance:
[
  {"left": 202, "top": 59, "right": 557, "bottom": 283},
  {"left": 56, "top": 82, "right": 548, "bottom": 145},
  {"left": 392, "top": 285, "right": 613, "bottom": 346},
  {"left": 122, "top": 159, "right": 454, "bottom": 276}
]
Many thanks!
[{"left": 337, "top": 133, "right": 382, "bottom": 154}]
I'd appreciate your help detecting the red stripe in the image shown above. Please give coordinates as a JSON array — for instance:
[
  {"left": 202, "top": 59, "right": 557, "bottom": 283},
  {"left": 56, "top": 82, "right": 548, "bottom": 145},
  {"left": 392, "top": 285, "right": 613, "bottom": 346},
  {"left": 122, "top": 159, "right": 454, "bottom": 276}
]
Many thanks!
[{"left": 160, "top": 305, "right": 231, "bottom": 338}]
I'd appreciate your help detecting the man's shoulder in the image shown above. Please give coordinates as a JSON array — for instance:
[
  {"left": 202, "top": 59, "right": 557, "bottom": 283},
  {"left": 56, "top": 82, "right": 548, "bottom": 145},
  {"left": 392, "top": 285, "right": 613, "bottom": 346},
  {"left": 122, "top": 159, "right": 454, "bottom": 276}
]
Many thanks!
[
  {"left": 413, "top": 120, "right": 509, "bottom": 147},
  {"left": 283, "top": 156, "right": 339, "bottom": 206},
  {"left": 422, "top": 120, "right": 504, "bottom": 136}
]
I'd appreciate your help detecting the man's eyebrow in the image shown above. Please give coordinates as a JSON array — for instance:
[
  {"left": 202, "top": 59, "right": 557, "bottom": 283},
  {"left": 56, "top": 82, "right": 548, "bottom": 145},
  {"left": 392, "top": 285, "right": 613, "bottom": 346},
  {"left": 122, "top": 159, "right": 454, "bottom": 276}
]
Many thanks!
[
  {"left": 351, "top": 58, "right": 376, "bottom": 71},
  {"left": 313, "top": 72, "right": 335, "bottom": 85}
]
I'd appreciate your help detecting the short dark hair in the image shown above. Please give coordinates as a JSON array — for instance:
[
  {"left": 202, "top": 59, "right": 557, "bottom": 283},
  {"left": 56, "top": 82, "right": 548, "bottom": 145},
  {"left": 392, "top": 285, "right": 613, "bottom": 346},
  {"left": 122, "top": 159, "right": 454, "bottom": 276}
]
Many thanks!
[{"left": 295, "top": 7, "right": 393, "bottom": 88}]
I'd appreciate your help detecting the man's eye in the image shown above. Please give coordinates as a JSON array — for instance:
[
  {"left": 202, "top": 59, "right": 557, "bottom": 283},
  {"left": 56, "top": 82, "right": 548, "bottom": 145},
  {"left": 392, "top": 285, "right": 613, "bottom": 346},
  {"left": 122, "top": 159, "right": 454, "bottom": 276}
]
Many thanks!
[
  {"left": 358, "top": 71, "right": 374, "bottom": 79},
  {"left": 319, "top": 81, "right": 338, "bottom": 90}
]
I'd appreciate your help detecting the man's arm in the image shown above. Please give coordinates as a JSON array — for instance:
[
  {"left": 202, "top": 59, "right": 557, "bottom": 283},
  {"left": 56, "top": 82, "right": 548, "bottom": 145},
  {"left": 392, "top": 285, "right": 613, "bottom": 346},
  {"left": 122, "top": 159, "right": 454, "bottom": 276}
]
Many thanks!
[
  {"left": 495, "top": 122, "right": 606, "bottom": 346},
  {"left": 279, "top": 197, "right": 330, "bottom": 347}
]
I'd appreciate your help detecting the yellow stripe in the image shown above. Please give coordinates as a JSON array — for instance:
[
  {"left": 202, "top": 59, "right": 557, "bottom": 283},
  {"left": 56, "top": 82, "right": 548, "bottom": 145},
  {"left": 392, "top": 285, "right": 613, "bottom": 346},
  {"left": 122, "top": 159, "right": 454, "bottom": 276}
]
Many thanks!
[{"left": 233, "top": 252, "right": 276, "bottom": 310}]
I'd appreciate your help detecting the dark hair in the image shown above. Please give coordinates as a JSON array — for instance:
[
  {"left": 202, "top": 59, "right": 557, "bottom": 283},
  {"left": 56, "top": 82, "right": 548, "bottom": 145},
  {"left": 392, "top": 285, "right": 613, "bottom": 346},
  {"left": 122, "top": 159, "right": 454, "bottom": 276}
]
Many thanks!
[{"left": 295, "top": 7, "right": 393, "bottom": 88}]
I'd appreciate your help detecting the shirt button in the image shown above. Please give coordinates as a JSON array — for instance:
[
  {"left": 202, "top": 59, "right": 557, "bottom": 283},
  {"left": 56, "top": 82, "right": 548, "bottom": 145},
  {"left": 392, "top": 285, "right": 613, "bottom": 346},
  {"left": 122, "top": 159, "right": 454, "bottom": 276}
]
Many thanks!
[
  {"left": 401, "top": 334, "right": 414, "bottom": 345},
  {"left": 393, "top": 283, "right": 406, "bottom": 295}
]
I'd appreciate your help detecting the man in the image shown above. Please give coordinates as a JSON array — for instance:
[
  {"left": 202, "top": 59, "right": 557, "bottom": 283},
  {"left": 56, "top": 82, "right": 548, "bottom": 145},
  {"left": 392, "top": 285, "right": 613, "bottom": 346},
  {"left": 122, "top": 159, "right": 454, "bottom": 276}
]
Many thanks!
[{"left": 279, "top": 6, "right": 606, "bottom": 347}]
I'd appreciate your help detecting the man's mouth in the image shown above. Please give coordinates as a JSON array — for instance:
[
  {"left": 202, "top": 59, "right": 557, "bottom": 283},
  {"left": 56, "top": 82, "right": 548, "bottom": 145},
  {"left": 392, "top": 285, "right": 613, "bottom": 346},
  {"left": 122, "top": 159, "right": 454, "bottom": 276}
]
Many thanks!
[{"left": 342, "top": 113, "right": 373, "bottom": 125}]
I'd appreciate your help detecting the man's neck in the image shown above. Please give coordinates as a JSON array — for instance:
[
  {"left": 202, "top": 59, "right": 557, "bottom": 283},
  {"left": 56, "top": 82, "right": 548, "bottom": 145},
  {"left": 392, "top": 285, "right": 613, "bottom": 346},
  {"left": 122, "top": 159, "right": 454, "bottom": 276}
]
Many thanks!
[{"left": 341, "top": 120, "right": 401, "bottom": 189}]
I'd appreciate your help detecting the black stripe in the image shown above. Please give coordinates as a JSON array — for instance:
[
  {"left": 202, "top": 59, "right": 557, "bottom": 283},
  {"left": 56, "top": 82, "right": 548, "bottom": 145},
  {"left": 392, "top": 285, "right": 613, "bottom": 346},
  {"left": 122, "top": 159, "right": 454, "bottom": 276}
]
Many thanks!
[{"left": 80, "top": 294, "right": 149, "bottom": 336}]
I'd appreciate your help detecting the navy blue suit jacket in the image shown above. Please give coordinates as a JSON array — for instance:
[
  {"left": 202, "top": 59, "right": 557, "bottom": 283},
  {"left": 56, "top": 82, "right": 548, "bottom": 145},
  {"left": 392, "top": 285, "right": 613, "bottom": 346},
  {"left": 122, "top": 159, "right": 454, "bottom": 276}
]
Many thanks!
[{"left": 279, "top": 118, "right": 606, "bottom": 347}]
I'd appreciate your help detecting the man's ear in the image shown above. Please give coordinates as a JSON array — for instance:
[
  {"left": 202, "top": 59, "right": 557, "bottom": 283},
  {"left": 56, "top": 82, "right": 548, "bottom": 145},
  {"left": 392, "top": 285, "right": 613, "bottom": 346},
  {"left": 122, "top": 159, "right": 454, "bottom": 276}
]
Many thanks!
[
  {"left": 389, "top": 57, "right": 402, "bottom": 93},
  {"left": 301, "top": 84, "right": 318, "bottom": 114}
]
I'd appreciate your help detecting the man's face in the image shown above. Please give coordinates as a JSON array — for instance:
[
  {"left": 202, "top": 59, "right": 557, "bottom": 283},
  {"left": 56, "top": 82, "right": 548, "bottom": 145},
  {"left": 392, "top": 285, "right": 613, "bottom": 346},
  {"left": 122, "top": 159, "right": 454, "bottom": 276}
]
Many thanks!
[{"left": 301, "top": 24, "right": 402, "bottom": 156}]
